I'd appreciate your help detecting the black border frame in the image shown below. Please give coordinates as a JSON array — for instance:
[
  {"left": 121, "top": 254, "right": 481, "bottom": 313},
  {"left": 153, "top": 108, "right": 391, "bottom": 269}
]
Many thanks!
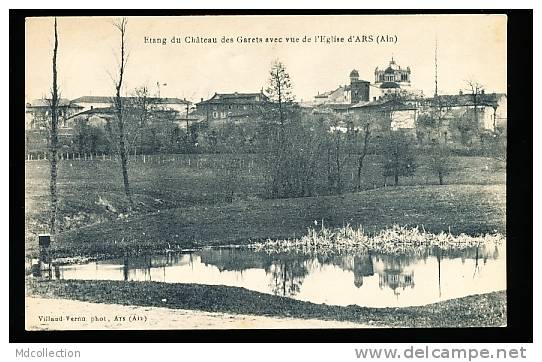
[{"left": 10, "top": 9, "right": 533, "bottom": 343}]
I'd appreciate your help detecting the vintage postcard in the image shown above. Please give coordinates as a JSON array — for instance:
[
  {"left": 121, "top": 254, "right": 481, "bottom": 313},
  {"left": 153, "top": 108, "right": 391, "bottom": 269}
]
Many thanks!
[{"left": 24, "top": 14, "right": 507, "bottom": 330}]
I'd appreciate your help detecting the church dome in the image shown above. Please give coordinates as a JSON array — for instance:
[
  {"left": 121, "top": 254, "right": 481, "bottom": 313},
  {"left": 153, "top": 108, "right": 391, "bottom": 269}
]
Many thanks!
[
  {"left": 384, "top": 66, "right": 395, "bottom": 74},
  {"left": 349, "top": 69, "right": 359, "bottom": 78}
]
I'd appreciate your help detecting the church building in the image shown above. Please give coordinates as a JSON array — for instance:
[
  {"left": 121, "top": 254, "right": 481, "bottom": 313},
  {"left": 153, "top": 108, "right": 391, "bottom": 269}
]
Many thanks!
[
  {"left": 313, "top": 57, "right": 422, "bottom": 107},
  {"left": 373, "top": 57, "right": 413, "bottom": 98}
]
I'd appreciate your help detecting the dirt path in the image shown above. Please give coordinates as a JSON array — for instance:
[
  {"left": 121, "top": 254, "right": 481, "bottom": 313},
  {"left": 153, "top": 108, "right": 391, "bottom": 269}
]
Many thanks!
[{"left": 26, "top": 297, "right": 371, "bottom": 330}]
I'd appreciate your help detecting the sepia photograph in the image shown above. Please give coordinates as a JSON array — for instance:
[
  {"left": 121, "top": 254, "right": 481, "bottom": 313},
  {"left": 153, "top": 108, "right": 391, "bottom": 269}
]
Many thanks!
[{"left": 21, "top": 13, "right": 510, "bottom": 332}]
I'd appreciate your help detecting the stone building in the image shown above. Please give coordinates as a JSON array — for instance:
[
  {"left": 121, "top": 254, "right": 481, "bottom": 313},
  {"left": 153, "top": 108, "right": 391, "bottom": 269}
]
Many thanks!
[
  {"left": 25, "top": 99, "right": 84, "bottom": 154},
  {"left": 313, "top": 69, "right": 370, "bottom": 106},
  {"left": 423, "top": 92, "right": 507, "bottom": 132},
  {"left": 349, "top": 69, "right": 371, "bottom": 104},
  {"left": 350, "top": 98, "right": 419, "bottom": 133},
  {"left": 26, "top": 95, "right": 192, "bottom": 131},
  {"left": 72, "top": 96, "right": 191, "bottom": 115},
  {"left": 25, "top": 98, "right": 83, "bottom": 130},
  {"left": 195, "top": 91, "right": 270, "bottom": 124}
]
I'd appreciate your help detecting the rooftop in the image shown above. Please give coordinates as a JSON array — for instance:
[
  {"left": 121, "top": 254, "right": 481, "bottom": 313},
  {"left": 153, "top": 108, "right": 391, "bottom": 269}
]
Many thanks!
[
  {"left": 427, "top": 93, "right": 506, "bottom": 107},
  {"left": 315, "top": 85, "right": 347, "bottom": 98},
  {"left": 351, "top": 98, "right": 417, "bottom": 111},
  {"left": 26, "top": 98, "right": 79, "bottom": 108},
  {"left": 380, "top": 82, "right": 400, "bottom": 89},
  {"left": 198, "top": 92, "right": 269, "bottom": 104},
  {"left": 72, "top": 96, "right": 191, "bottom": 105}
]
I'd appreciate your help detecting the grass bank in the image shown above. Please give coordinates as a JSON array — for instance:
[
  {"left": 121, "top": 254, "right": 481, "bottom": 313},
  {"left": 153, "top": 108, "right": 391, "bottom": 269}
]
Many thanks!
[
  {"left": 25, "top": 155, "right": 505, "bottom": 243},
  {"left": 27, "top": 184, "right": 506, "bottom": 258},
  {"left": 27, "top": 279, "right": 506, "bottom": 328},
  {"left": 252, "top": 224, "right": 504, "bottom": 255}
]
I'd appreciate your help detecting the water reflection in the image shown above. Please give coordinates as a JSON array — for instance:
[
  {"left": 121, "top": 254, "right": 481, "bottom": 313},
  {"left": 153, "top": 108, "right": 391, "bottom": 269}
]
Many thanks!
[
  {"left": 199, "top": 249, "right": 311, "bottom": 297},
  {"left": 42, "top": 243, "right": 505, "bottom": 308},
  {"left": 353, "top": 254, "right": 374, "bottom": 288},
  {"left": 375, "top": 255, "right": 415, "bottom": 297}
]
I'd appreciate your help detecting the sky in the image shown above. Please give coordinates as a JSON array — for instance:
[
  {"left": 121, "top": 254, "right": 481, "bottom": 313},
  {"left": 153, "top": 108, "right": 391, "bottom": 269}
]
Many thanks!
[{"left": 25, "top": 15, "right": 507, "bottom": 103}]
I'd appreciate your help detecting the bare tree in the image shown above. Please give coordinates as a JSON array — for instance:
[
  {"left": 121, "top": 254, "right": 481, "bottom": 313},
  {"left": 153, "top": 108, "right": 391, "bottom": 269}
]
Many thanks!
[
  {"left": 327, "top": 115, "right": 351, "bottom": 194},
  {"left": 132, "top": 86, "right": 152, "bottom": 155},
  {"left": 125, "top": 86, "right": 154, "bottom": 155},
  {"left": 350, "top": 111, "right": 374, "bottom": 191},
  {"left": 465, "top": 79, "right": 485, "bottom": 129},
  {"left": 428, "top": 141, "right": 451, "bottom": 185},
  {"left": 382, "top": 131, "right": 417, "bottom": 186},
  {"left": 48, "top": 17, "right": 60, "bottom": 234},
  {"left": 418, "top": 95, "right": 453, "bottom": 144},
  {"left": 112, "top": 18, "right": 134, "bottom": 209}
]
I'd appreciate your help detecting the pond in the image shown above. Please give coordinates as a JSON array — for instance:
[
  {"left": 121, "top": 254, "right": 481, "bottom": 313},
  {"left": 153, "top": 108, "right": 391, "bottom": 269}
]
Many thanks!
[{"left": 41, "top": 244, "right": 506, "bottom": 308}]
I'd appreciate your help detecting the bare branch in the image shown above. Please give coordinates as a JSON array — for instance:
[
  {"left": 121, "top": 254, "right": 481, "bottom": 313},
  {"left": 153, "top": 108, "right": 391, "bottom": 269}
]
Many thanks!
[{"left": 111, "top": 17, "right": 134, "bottom": 209}]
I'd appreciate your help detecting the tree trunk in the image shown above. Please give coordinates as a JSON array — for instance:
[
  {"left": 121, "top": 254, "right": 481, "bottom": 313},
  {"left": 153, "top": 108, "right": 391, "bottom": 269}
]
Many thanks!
[
  {"left": 393, "top": 144, "right": 399, "bottom": 186},
  {"left": 356, "top": 125, "right": 370, "bottom": 191},
  {"left": 335, "top": 134, "right": 341, "bottom": 193},
  {"left": 437, "top": 249, "right": 441, "bottom": 298},
  {"left": 118, "top": 122, "right": 133, "bottom": 206},
  {"left": 438, "top": 171, "right": 443, "bottom": 185},
  {"left": 277, "top": 69, "right": 284, "bottom": 134},
  {"left": 356, "top": 156, "right": 363, "bottom": 191},
  {"left": 49, "top": 17, "right": 59, "bottom": 234},
  {"left": 326, "top": 143, "right": 332, "bottom": 193},
  {"left": 114, "top": 18, "right": 134, "bottom": 209}
]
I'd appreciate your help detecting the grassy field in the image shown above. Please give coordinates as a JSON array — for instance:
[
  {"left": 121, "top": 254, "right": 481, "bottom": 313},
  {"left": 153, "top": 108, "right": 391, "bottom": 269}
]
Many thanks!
[
  {"left": 27, "top": 279, "right": 506, "bottom": 328},
  {"left": 25, "top": 154, "right": 506, "bottom": 258}
]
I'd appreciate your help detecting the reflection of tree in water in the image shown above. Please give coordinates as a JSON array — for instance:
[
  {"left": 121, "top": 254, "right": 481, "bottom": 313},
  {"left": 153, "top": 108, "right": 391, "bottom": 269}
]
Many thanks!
[
  {"left": 471, "top": 244, "right": 499, "bottom": 278},
  {"left": 353, "top": 254, "right": 374, "bottom": 288},
  {"left": 197, "top": 248, "right": 312, "bottom": 297},
  {"left": 267, "top": 254, "right": 312, "bottom": 297},
  {"left": 439, "top": 244, "right": 501, "bottom": 264},
  {"left": 199, "top": 248, "right": 273, "bottom": 272},
  {"left": 316, "top": 254, "right": 354, "bottom": 270},
  {"left": 122, "top": 252, "right": 184, "bottom": 281},
  {"left": 115, "top": 243, "right": 503, "bottom": 296}
]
